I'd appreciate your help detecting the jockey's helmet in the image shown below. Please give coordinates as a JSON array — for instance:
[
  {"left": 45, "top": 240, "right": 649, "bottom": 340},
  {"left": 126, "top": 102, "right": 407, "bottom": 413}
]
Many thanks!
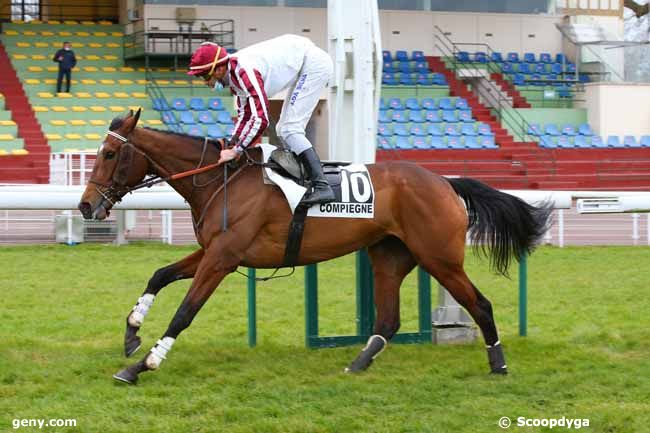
[{"left": 187, "top": 42, "right": 229, "bottom": 77}]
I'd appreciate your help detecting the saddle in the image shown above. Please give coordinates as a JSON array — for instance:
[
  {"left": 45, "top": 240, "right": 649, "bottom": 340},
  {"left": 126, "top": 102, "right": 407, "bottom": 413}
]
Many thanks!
[{"left": 267, "top": 148, "right": 349, "bottom": 188}]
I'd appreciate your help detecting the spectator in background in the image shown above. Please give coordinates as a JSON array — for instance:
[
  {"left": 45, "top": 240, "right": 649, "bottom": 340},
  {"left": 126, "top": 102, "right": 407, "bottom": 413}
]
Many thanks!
[{"left": 52, "top": 41, "right": 76, "bottom": 94}]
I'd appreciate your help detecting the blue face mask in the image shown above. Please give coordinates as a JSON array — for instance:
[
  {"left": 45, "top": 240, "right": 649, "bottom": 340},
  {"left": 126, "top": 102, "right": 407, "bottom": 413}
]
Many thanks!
[{"left": 213, "top": 80, "right": 224, "bottom": 92}]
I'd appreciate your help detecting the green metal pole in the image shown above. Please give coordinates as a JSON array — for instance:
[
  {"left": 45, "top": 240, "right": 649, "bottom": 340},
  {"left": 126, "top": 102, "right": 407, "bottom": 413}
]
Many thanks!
[
  {"left": 247, "top": 268, "right": 256, "bottom": 347},
  {"left": 305, "top": 264, "right": 318, "bottom": 348},
  {"left": 417, "top": 267, "right": 432, "bottom": 339},
  {"left": 356, "top": 249, "right": 374, "bottom": 338},
  {"left": 519, "top": 253, "right": 527, "bottom": 337}
]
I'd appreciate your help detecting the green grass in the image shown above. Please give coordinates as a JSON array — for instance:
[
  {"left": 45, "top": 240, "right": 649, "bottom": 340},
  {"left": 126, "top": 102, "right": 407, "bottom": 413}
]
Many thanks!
[{"left": 1, "top": 244, "right": 649, "bottom": 433}]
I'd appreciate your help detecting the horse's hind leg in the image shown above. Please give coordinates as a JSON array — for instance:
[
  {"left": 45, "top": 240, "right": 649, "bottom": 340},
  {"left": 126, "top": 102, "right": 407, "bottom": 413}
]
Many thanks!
[
  {"left": 423, "top": 260, "right": 507, "bottom": 375},
  {"left": 124, "top": 248, "right": 204, "bottom": 357},
  {"left": 346, "top": 236, "right": 416, "bottom": 373}
]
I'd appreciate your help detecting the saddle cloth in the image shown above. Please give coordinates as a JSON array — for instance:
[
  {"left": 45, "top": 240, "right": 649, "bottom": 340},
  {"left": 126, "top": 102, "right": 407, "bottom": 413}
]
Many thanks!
[{"left": 259, "top": 144, "right": 375, "bottom": 218}]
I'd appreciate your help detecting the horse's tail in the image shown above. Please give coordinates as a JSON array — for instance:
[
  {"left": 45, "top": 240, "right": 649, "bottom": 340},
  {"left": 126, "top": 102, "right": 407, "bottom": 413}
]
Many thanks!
[{"left": 447, "top": 177, "right": 553, "bottom": 276}]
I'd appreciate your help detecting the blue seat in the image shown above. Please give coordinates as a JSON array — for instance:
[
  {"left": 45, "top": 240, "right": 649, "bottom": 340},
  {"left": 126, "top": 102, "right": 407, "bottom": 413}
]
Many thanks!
[
  {"left": 579, "top": 74, "right": 590, "bottom": 83},
  {"left": 377, "top": 123, "right": 393, "bottom": 137},
  {"left": 540, "top": 53, "right": 552, "bottom": 63},
  {"left": 408, "top": 110, "right": 424, "bottom": 122},
  {"left": 382, "top": 73, "right": 397, "bottom": 85},
  {"left": 465, "top": 135, "right": 480, "bottom": 148},
  {"left": 424, "top": 110, "right": 441, "bottom": 122},
  {"left": 512, "top": 73, "right": 526, "bottom": 86},
  {"left": 186, "top": 125, "right": 204, "bottom": 137},
  {"left": 399, "top": 74, "right": 414, "bottom": 85},
  {"left": 198, "top": 111, "right": 215, "bottom": 124},
  {"left": 447, "top": 136, "right": 463, "bottom": 149},
  {"left": 207, "top": 124, "right": 225, "bottom": 139},
  {"left": 379, "top": 98, "right": 388, "bottom": 110},
  {"left": 461, "top": 123, "right": 477, "bottom": 136},
  {"left": 534, "top": 63, "right": 547, "bottom": 74},
  {"left": 427, "top": 124, "right": 444, "bottom": 136},
  {"left": 438, "top": 98, "right": 453, "bottom": 110},
  {"left": 224, "top": 124, "right": 235, "bottom": 136},
  {"left": 528, "top": 123, "right": 542, "bottom": 136},
  {"left": 523, "top": 52, "right": 536, "bottom": 63},
  {"left": 578, "top": 123, "right": 593, "bottom": 136},
  {"left": 442, "top": 110, "right": 458, "bottom": 123},
  {"left": 607, "top": 136, "right": 622, "bottom": 147},
  {"left": 518, "top": 63, "right": 531, "bottom": 74},
  {"left": 393, "top": 123, "right": 409, "bottom": 136},
  {"left": 382, "top": 64, "right": 395, "bottom": 73},
  {"left": 395, "top": 135, "right": 413, "bottom": 149},
  {"left": 382, "top": 50, "right": 392, "bottom": 63},
  {"left": 421, "top": 98, "right": 437, "bottom": 110},
  {"left": 378, "top": 110, "right": 390, "bottom": 123},
  {"left": 405, "top": 98, "right": 420, "bottom": 110},
  {"left": 507, "top": 52, "right": 519, "bottom": 63},
  {"left": 550, "top": 63, "right": 563, "bottom": 74},
  {"left": 172, "top": 98, "right": 188, "bottom": 111},
  {"left": 480, "top": 136, "right": 497, "bottom": 148},
  {"left": 641, "top": 136, "right": 650, "bottom": 147},
  {"left": 430, "top": 136, "right": 446, "bottom": 149},
  {"left": 623, "top": 135, "right": 638, "bottom": 147},
  {"left": 416, "top": 73, "right": 432, "bottom": 85},
  {"left": 539, "top": 135, "right": 557, "bottom": 149},
  {"left": 574, "top": 135, "right": 589, "bottom": 148},
  {"left": 556, "top": 53, "right": 568, "bottom": 64},
  {"left": 161, "top": 111, "right": 177, "bottom": 124},
  {"left": 376, "top": 136, "right": 392, "bottom": 150},
  {"left": 545, "top": 124, "right": 560, "bottom": 136},
  {"left": 412, "top": 136, "right": 429, "bottom": 149},
  {"left": 557, "top": 86, "right": 572, "bottom": 98},
  {"left": 557, "top": 136, "right": 571, "bottom": 148},
  {"left": 455, "top": 98, "right": 469, "bottom": 110},
  {"left": 208, "top": 97, "right": 225, "bottom": 111},
  {"left": 561, "top": 124, "right": 577, "bottom": 136},
  {"left": 388, "top": 98, "right": 403, "bottom": 110},
  {"left": 445, "top": 124, "right": 460, "bottom": 136},
  {"left": 456, "top": 51, "right": 471, "bottom": 62},
  {"left": 501, "top": 62, "right": 514, "bottom": 73},
  {"left": 152, "top": 98, "right": 170, "bottom": 111},
  {"left": 477, "top": 123, "right": 493, "bottom": 136},
  {"left": 398, "top": 61, "right": 412, "bottom": 74},
  {"left": 216, "top": 111, "right": 234, "bottom": 124},
  {"left": 414, "top": 61, "right": 429, "bottom": 73},
  {"left": 591, "top": 135, "right": 606, "bottom": 148},
  {"left": 432, "top": 73, "right": 447, "bottom": 85},
  {"left": 410, "top": 123, "right": 427, "bottom": 137},
  {"left": 566, "top": 63, "right": 576, "bottom": 73},
  {"left": 474, "top": 52, "right": 487, "bottom": 63},
  {"left": 395, "top": 50, "right": 409, "bottom": 62},
  {"left": 189, "top": 98, "right": 206, "bottom": 111},
  {"left": 412, "top": 50, "right": 425, "bottom": 61},
  {"left": 179, "top": 111, "right": 195, "bottom": 124},
  {"left": 458, "top": 110, "right": 472, "bottom": 122},
  {"left": 391, "top": 109, "right": 407, "bottom": 123},
  {"left": 491, "top": 52, "right": 504, "bottom": 63}
]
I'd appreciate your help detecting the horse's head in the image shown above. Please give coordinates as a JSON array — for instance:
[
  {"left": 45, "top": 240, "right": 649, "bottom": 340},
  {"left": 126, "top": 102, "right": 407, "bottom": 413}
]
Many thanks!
[{"left": 78, "top": 109, "right": 149, "bottom": 220}]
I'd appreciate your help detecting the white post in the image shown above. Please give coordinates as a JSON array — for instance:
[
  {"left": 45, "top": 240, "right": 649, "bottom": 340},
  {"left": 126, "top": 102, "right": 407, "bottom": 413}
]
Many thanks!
[
  {"left": 558, "top": 209, "right": 565, "bottom": 248},
  {"left": 4, "top": 209, "right": 8, "bottom": 231},
  {"left": 65, "top": 209, "right": 72, "bottom": 244},
  {"left": 160, "top": 210, "right": 167, "bottom": 243},
  {"left": 328, "top": 0, "right": 381, "bottom": 163},
  {"left": 80, "top": 153, "right": 86, "bottom": 186},
  {"left": 632, "top": 213, "right": 639, "bottom": 245},
  {"left": 167, "top": 210, "right": 173, "bottom": 245},
  {"left": 647, "top": 214, "right": 650, "bottom": 246}
]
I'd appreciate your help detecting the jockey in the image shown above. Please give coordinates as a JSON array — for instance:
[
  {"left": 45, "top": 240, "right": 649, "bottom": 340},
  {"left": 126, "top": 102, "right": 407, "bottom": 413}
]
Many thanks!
[{"left": 187, "top": 34, "right": 336, "bottom": 206}]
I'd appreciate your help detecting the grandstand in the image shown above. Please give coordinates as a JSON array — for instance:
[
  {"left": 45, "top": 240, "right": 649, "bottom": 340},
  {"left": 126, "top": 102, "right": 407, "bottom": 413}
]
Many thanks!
[{"left": 0, "top": 0, "right": 648, "bottom": 190}]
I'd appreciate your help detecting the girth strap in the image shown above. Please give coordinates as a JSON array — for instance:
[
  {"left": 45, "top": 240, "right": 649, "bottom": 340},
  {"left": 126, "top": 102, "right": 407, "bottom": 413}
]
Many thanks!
[{"left": 282, "top": 203, "right": 309, "bottom": 267}]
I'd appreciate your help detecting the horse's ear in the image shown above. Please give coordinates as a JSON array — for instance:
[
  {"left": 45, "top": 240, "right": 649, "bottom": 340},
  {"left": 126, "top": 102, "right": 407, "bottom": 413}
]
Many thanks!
[{"left": 133, "top": 107, "right": 142, "bottom": 126}]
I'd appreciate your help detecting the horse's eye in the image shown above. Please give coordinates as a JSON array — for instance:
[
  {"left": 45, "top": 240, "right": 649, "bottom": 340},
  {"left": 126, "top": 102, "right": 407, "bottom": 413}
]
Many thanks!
[{"left": 105, "top": 151, "right": 116, "bottom": 160}]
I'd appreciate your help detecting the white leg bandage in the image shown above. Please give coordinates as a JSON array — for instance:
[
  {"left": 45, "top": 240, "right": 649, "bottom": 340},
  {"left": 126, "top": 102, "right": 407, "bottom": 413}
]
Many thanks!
[
  {"left": 145, "top": 337, "right": 175, "bottom": 370},
  {"left": 128, "top": 294, "right": 155, "bottom": 327}
]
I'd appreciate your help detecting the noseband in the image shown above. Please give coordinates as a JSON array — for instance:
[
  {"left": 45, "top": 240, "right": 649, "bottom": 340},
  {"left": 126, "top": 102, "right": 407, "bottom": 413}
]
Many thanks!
[{"left": 88, "top": 130, "right": 137, "bottom": 208}]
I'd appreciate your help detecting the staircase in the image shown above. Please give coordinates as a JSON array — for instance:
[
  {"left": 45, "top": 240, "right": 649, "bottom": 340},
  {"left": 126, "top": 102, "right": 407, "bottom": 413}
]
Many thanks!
[
  {"left": 489, "top": 72, "right": 531, "bottom": 108},
  {"left": 0, "top": 42, "right": 49, "bottom": 183}
]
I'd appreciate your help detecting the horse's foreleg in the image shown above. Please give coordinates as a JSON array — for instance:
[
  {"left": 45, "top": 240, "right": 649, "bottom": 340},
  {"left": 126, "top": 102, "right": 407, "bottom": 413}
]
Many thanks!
[
  {"left": 124, "top": 248, "right": 204, "bottom": 357},
  {"left": 114, "top": 248, "right": 238, "bottom": 385},
  {"left": 346, "top": 237, "right": 416, "bottom": 373}
]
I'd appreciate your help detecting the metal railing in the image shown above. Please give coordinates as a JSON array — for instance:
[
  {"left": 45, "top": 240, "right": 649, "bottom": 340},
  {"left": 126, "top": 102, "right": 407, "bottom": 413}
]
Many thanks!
[{"left": 0, "top": 1, "right": 118, "bottom": 22}]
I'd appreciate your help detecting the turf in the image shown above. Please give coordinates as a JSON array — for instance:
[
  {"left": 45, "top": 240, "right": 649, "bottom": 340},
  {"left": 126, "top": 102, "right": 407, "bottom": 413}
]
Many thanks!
[{"left": 0, "top": 244, "right": 649, "bottom": 433}]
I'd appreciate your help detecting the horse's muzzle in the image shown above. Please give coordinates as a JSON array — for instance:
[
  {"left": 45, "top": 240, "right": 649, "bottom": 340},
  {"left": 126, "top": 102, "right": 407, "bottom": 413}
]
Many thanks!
[
  {"left": 78, "top": 201, "right": 110, "bottom": 220},
  {"left": 78, "top": 201, "right": 93, "bottom": 219}
]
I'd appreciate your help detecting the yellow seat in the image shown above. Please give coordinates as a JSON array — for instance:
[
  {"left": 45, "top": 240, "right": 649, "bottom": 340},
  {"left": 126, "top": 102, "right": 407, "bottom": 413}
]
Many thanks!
[
  {"left": 84, "top": 66, "right": 98, "bottom": 72},
  {"left": 76, "top": 32, "right": 91, "bottom": 37},
  {"left": 103, "top": 55, "right": 118, "bottom": 60},
  {"left": 137, "top": 79, "right": 147, "bottom": 85},
  {"left": 71, "top": 106, "right": 88, "bottom": 112},
  {"left": 173, "top": 80, "right": 188, "bottom": 85},
  {"left": 70, "top": 119, "right": 87, "bottom": 126},
  {"left": 118, "top": 79, "right": 133, "bottom": 85},
  {"left": 11, "top": 149, "right": 28, "bottom": 155},
  {"left": 75, "top": 92, "right": 92, "bottom": 98},
  {"left": 100, "top": 79, "right": 115, "bottom": 85},
  {"left": 64, "top": 133, "right": 82, "bottom": 140},
  {"left": 95, "top": 92, "right": 111, "bottom": 98},
  {"left": 0, "top": 134, "right": 15, "bottom": 140},
  {"left": 12, "top": 54, "right": 27, "bottom": 60},
  {"left": 0, "top": 120, "right": 16, "bottom": 126},
  {"left": 81, "top": 79, "right": 96, "bottom": 85},
  {"left": 16, "top": 42, "right": 30, "bottom": 47},
  {"left": 63, "top": 20, "right": 78, "bottom": 25},
  {"left": 75, "top": 55, "right": 84, "bottom": 60},
  {"left": 85, "top": 55, "right": 100, "bottom": 61},
  {"left": 85, "top": 133, "right": 102, "bottom": 140},
  {"left": 5, "top": 30, "right": 18, "bottom": 36},
  {"left": 137, "top": 67, "right": 146, "bottom": 72},
  {"left": 157, "top": 80, "right": 170, "bottom": 85},
  {"left": 99, "top": 21, "right": 113, "bottom": 25},
  {"left": 33, "top": 106, "right": 49, "bottom": 112},
  {"left": 38, "top": 92, "right": 54, "bottom": 98},
  {"left": 27, "top": 66, "right": 42, "bottom": 72},
  {"left": 113, "top": 92, "right": 129, "bottom": 98},
  {"left": 41, "top": 31, "right": 55, "bottom": 36},
  {"left": 24, "top": 79, "right": 40, "bottom": 84},
  {"left": 147, "top": 119, "right": 163, "bottom": 126},
  {"left": 120, "top": 67, "right": 135, "bottom": 72},
  {"left": 132, "top": 92, "right": 147, "bottom": 98},
  {"left": 47, "top": 66, "right": 58, "bottom": 72},
  {"left": 106, "top": 43, "right": 121, "bottom": 48},
  {"left": 48, "top": 20, "right": 61, "bottom": 24},
  {"left": 23, "top": 30, "right": 36, "bottom": 36},
  {"left": 32, "top": 54, "right": 46, "bottom": 60},
  {"left": 90, "top": 106, "right": 107, "bottom": 112},
  {"left": 81, "top": 21, "right": 95, "bottom": 26},
  {"left": 102, "top": 67, "right": 117, "bottom": 72},
  {"left": 44, "top": 79, "right": 57, "bottom": 85},
  {"left": 50, "top": 120, "right": 67, "bottom": 126},
  {"left": 111, "top": 32, "right": 124, "bottom": 37},
  {"left": 88, "top": 43, "right": 102, "bottom": 48},
  {"left": 94, "top": 32, "right": 108, "bottom": 37},
  {"left": 46, "top": 133, "right": 62, "bottom": 140},
  {"left": 59, "top": 31, "right": 72, "bottom": 36},
  {"left": 56, "top": 92, "right": 72, "bottom": 98},
  {"left": 34, "top": 42, "right": 48, "bottom": 48},
  {"left": 110, "top": 106, "right": 125, "bottom": 112},
  {"left": 51, "top": 106, "right": 68, "bottom": 112},
  {"left": 90, "top": 119, "right": 107, "bottom": 126}
]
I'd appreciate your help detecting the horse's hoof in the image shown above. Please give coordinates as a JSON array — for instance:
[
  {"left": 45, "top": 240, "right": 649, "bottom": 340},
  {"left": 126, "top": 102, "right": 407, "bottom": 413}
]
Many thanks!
[
  {"left": 345, "top": 335, "right": 387, "bottom": 373},
  {"left": 344, "top": 360, "right": 372, "bottom": 374},
  {"left": 124, "top": 335, "right": 142, "bottom": 358},
  {"left": 490, "top": 367, "right": 508, "bottom": 375},
  {"left": 113, "top": 369, "right": 138, "bottom": 385}
]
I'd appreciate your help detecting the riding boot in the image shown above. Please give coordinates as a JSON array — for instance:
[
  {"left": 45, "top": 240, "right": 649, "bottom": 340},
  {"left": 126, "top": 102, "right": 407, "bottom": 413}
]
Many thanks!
[{"left": 298, "top": 147, "right": 336, "bottom": 206}]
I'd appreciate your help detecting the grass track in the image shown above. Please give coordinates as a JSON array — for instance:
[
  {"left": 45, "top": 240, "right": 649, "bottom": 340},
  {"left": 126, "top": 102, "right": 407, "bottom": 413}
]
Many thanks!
[{"left": 0, "top": 244, "right": 649, "bottom": 433}]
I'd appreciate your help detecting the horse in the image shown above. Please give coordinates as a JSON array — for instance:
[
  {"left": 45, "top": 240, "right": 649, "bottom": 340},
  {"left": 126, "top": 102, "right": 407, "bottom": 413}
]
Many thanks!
[{"left": 78, "top": 109, "right": 552, "bottom": 384}]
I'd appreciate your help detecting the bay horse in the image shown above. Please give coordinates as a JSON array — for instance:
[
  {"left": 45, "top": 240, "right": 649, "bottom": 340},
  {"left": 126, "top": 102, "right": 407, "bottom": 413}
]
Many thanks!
[{"left": 78, "top": 110, "right": 552, "bottom": 384}]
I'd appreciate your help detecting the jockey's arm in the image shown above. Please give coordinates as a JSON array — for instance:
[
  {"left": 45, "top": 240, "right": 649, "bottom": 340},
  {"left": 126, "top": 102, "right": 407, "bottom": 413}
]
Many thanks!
[{"left": 229, "top": 66, "right": 270, "bottom": 153}]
